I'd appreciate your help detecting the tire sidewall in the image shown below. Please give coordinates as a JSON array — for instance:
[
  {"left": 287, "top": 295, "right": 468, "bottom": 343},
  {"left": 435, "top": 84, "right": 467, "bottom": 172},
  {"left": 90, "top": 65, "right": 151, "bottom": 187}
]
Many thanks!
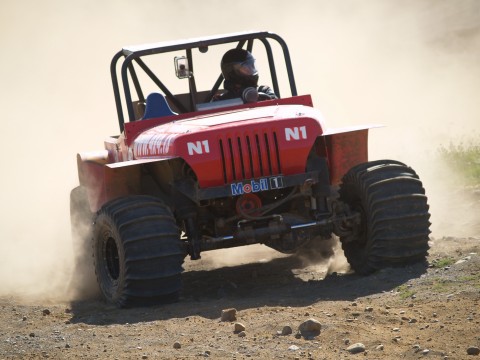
[
  {"left": 93, "top": 212, "right": 127, "bottom": 305},
  {"left": 340, "top": 185, "right": 371, "bottom": 270}
]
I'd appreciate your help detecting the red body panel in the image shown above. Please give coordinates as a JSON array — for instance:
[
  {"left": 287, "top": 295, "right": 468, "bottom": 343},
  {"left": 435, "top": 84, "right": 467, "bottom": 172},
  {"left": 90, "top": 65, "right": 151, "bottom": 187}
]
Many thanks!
[
  {"left": 78, "top": 156, "right": 169, "bottom": 212},
  {"left": 123, "top": 95, "right": 314, "bottom": 146},
  {"left": 325, "top": 129, "right": 369, "bottom": 185},
  {"left": 77, "top": 94, "right": 376, "bottom": 211},
  {"left": 130, "top": 104, "right": 326, "bottom": 188}
]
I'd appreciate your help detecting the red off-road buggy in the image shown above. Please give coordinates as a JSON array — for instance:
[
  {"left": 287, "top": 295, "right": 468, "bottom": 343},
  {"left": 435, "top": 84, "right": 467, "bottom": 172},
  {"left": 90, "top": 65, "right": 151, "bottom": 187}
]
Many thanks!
[{"left": 71, "top": 31, "right": 430, "bottom": 307}]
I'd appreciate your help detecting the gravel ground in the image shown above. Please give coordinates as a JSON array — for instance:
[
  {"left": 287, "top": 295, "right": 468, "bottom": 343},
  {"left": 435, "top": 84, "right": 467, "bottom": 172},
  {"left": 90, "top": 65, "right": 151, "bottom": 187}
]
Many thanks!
[{"left": 0, "top": 236, "right": 479, "bottom": 359}]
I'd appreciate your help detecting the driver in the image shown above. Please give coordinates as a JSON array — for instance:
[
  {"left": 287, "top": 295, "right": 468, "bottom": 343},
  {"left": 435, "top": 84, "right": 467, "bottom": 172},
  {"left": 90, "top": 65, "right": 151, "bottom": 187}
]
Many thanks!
[{"left": 213, "top": 48, "right": 277, "bottom": 103}]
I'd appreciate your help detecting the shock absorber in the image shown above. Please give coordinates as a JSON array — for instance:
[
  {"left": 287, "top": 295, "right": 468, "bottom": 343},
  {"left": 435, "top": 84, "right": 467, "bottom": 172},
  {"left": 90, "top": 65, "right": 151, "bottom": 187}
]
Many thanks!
[
  {"left": 172, "top": 176, "right": 202, "bottom": 260},
  {"left": 184, "top": 216, "right": 202, "bottom": 260}
]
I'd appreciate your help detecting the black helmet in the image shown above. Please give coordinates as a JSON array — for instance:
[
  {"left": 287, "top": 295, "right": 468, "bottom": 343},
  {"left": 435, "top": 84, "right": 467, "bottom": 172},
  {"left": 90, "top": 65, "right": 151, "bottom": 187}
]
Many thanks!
[{"left": 221, "top": 48, "right": 259, "bottom": 88}]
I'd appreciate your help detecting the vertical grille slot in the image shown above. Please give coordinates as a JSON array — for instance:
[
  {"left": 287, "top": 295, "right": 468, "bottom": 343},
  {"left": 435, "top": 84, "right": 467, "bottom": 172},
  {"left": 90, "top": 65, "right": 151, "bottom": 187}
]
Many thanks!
[
  {"left": 228, "top": 138, "right": 236, "bottom": 180},
  {"left": 273, "top": 132, "right": 282, "bottom": 174},
  {"left": 264, "top": 133, "right": 273, "bottom": 174},
  {"left": 255, "top": 134, "right": 264, "bottom": 176},
  {"left": 237, "top": 137, "right": 246, "bottom": 179},
  {"left": 246, "top": 136, "right": 254, "bottom": 178},
  {"left": 219, "top": 139, "right": 228, "bottom": 183}
]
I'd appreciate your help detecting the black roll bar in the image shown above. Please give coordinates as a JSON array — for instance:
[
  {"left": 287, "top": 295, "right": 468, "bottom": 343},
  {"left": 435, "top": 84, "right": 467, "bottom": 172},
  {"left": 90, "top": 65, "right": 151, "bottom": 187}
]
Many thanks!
[{"left": 110, "top": 31, "right": 297, "bottom": 132}]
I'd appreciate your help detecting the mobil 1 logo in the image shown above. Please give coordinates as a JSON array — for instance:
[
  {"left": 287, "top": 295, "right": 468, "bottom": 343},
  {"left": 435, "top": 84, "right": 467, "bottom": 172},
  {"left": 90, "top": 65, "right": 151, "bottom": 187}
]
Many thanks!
[{"left": 230, "top": 176, "right": 284, "bottom": 196}]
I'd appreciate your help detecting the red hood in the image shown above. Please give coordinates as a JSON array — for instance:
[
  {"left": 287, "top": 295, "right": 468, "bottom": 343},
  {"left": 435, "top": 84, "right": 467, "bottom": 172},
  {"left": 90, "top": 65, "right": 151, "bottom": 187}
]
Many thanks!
[
  {"left": 132, "top": 105, "right": 325, "bottom": 156},
  {"left": 129, "top": 104, "right": 326, "bottom": 188}
]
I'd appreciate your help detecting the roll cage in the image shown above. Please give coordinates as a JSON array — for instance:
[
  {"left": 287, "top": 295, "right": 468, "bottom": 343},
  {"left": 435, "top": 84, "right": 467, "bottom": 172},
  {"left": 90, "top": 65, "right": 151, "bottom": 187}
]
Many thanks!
[{"left": 110, "top": 31, "right": 298, "bottom": 132}]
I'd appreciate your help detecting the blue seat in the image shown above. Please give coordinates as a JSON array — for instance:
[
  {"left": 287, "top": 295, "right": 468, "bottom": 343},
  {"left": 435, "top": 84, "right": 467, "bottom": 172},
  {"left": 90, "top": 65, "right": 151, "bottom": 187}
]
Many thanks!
[{"left": 142, "top": 93, "right": 177, "bottom": 119}]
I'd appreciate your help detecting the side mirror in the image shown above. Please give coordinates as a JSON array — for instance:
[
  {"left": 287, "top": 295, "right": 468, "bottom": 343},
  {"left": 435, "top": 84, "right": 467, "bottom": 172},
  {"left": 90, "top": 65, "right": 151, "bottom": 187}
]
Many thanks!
[{"left": 174, "top": 56, "right": 191, "bottom": 79}]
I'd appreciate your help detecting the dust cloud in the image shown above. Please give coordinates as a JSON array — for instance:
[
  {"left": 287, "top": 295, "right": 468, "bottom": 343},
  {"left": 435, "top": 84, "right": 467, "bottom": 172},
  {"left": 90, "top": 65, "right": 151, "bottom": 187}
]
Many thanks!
[{"left": 0, "top": 0, "right": 478, "bottom": 302}]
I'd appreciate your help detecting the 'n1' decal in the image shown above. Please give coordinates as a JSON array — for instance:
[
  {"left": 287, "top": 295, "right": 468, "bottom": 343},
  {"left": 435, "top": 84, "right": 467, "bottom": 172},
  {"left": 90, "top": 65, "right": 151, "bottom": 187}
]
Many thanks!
[
  {"left": 187, "top": 140, "right": 210, "bottom": 155},
  {"left": 285, "top": 126, "right": 307, "bottom": 141}
]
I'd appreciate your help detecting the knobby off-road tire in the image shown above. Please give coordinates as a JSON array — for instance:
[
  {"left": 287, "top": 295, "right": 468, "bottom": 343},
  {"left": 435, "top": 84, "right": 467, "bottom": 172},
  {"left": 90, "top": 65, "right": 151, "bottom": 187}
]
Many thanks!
[
  {"left": 93, "top": 195, "right": 186, "bottom": 307},
  {"left": 338, "top": 160, "right": 431, "bottom": 274}
]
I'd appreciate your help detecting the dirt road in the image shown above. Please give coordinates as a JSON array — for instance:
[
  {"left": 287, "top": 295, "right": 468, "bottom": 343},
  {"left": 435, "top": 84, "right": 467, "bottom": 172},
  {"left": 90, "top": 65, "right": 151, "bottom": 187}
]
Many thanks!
[{"left": 1, "top": 235, "right": 479, "bottom": 359}]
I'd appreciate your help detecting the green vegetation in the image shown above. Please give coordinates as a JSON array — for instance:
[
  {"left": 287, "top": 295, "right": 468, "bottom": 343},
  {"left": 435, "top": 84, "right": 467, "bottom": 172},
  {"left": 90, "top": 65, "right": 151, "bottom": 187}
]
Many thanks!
[
  {"left": 438, "top": 136, "right": 480, "bottom": 185},
  {"left": 430, "top": 257, "right": 455, "bottom": 268},
  {"left": 432, "top": 279, "right": 452, "bottom": 293},
  {"left": 458, "top": 273, "right": 480, "bottom": 282},
  {"left": 396, "top": 284, "right": 416, "bottom": 300},
  {"left": 458, "top": 273, "right": 480, "bottom": 289}
]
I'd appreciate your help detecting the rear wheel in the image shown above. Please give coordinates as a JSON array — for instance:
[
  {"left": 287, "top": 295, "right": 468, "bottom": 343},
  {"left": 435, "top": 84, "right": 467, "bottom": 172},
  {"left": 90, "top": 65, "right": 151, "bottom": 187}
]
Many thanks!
[
  {"left": 93, "top": 196, "right": 186, "bottom": 307},
  {"left": 338, "top": 160, "right": 430, "bottom": 274}
]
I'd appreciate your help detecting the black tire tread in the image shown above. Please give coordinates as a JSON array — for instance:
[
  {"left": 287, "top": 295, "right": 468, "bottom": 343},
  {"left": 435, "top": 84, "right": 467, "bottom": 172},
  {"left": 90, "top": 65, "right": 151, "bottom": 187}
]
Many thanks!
[
  {"left": 338, "top": 160, "right": 431, "bottom": 274},
  {"left": 93, "top": 196, "right": 186, "bottom": 307}
]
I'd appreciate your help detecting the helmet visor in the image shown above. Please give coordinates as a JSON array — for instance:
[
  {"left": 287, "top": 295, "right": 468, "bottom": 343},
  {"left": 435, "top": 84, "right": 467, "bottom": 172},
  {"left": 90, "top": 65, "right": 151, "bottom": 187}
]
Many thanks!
[{"left": 232, "top": 58, "right": 258, "bottom": 77}]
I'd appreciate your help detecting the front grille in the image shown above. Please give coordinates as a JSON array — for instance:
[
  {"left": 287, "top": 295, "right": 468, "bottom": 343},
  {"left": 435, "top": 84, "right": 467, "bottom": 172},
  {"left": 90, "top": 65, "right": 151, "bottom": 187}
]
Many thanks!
[{"left": 219, "top": 130, "right": 282, "bottom": 183}]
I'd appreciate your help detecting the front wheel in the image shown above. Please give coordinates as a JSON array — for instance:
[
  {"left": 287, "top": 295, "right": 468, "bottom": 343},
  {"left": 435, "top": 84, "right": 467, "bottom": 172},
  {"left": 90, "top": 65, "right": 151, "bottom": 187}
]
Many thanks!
[
  {"left": 93, "top": 196, "right": 186, "bottom": 307},
  {"left": 337, "top": 160, "right": 430, "bottom": 274}
]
